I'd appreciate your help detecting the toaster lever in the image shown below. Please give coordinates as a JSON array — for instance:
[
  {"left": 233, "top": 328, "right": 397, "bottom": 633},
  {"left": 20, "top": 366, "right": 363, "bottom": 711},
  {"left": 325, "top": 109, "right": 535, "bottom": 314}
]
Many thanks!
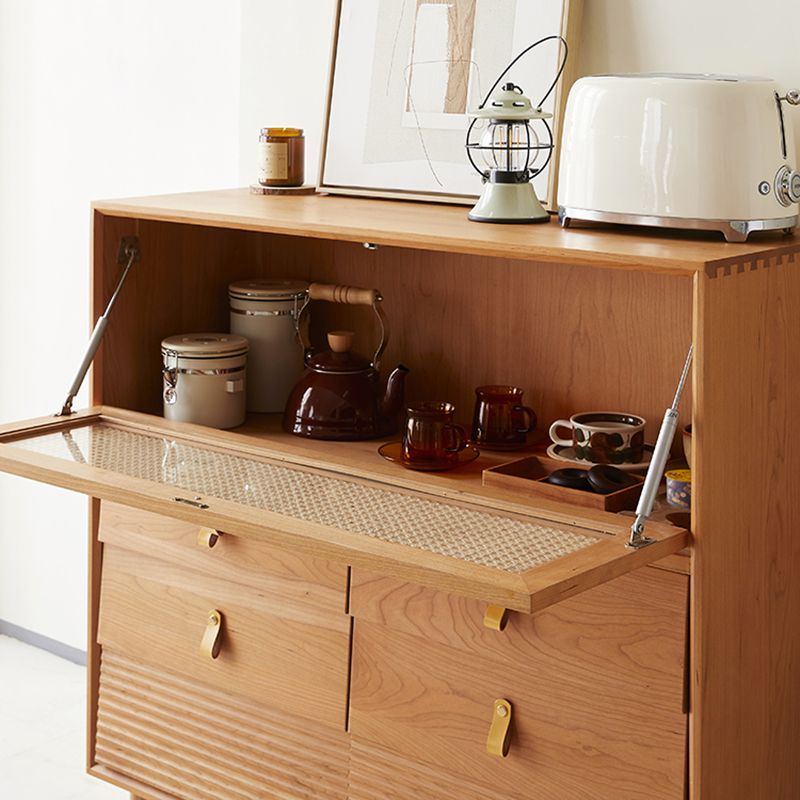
[{"left": 774, "top": 90, "right": 799, "bottom": 160}]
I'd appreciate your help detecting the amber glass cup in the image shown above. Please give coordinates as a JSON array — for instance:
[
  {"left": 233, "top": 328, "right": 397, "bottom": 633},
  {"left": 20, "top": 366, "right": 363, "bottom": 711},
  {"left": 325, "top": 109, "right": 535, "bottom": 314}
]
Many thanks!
[
  {"left": 471, "top": 385, "right": 537, "bottom": 450},
  {"left": 401, "top": 402, "right": 467, "bottom": 469}
]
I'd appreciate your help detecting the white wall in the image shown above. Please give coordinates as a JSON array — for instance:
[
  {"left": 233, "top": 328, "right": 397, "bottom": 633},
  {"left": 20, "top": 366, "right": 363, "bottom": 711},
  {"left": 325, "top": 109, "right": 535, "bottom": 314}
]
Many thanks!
[
  {"left": 1, "top": 0, "right": 799, "bottom": 651},
  {"left": 578, "top": 0, "right": 800, "bottom": 164},
  {"left": 0, "top": 0, "right": 241, "bottom": 650},
  {"left": 238, "top": 0, "right": 337, "bottom": 185},
  {"left": 236, "top": 0, "right": 800, "bottom": 184}
]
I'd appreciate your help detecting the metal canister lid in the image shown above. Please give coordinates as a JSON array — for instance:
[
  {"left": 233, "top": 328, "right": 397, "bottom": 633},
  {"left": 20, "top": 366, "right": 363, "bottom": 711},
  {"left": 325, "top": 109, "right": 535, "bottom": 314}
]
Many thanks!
[
  {"left": 229, "top": 279, "right": 309, "bottom": 302},
  {"left": 161, "top": 333, "right": 249, "bottom": 358}
]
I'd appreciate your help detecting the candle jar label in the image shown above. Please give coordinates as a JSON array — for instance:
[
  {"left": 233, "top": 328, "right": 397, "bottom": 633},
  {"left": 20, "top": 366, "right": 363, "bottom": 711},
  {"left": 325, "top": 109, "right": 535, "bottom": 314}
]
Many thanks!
[{"left": 258, "top": 141, "right": 289, "bottom": 182}]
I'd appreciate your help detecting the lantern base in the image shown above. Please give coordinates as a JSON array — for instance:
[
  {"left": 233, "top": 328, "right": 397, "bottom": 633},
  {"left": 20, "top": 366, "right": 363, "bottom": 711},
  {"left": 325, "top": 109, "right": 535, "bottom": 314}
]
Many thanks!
[{"left": 468, "top": 182, "right": 550, "bottom": 224}]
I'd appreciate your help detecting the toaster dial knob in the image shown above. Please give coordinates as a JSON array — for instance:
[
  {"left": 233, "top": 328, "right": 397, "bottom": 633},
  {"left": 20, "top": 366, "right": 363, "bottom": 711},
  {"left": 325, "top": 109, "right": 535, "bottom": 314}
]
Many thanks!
[{"left": 775, "top": 165, "right": 800, "bottom": 206}]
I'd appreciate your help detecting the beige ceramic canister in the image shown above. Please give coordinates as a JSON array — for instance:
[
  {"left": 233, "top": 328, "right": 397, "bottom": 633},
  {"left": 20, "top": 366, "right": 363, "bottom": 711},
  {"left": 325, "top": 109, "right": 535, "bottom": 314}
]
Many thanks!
[
  {"left": 161, "top": 333, "right": 249, "bottom": 429},
  {"left": 228, "top": 279, "right": 308, "bottom": 413}
]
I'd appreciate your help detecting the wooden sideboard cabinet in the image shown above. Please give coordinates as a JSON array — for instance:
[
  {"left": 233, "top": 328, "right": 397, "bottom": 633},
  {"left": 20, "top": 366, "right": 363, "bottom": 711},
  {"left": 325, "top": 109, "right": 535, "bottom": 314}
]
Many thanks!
[{"left": 0, "top": 189, "right": 798, "bottom": 800}]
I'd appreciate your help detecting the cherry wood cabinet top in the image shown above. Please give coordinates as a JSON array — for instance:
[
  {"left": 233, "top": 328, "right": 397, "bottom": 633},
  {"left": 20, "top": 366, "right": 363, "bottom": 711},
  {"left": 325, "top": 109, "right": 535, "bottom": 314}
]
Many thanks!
[{"left": 93, "top": 188, "right": 799, "bottom": 277}]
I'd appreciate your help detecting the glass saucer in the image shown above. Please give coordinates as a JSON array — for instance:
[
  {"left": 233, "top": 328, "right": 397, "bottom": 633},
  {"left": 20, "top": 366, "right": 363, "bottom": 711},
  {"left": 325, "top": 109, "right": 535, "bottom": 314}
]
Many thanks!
[{"left": 378, "top": 442, "right": 481, "bottom": 471}]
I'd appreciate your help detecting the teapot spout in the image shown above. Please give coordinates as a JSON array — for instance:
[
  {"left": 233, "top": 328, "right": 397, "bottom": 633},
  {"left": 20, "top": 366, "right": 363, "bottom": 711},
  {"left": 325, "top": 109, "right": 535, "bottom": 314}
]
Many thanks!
[{"left": 381, "top": 364, "right": 410, "bottom": 421}]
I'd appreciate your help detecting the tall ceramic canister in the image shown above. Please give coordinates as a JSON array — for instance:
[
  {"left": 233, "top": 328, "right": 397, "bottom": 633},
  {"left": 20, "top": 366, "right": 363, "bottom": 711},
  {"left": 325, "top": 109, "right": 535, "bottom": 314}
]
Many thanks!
[
  {"left": 161, "top": 333, "right": 249, "bottom": 429},
  {"left": 228, "top": 279, "right": 308, "bottom": 412}
]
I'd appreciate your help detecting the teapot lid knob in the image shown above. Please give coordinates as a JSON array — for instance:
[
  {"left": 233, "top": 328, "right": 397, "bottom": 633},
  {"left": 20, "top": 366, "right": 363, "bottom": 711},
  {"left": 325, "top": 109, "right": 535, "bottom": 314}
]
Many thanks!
[{"left": 328, "top": 330, "right": 355, "bottom": 353}]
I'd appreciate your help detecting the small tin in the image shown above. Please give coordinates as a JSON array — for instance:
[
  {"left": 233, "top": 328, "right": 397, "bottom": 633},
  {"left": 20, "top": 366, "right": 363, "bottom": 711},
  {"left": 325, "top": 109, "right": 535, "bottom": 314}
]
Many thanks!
[
  {"left": 665, "top": 468, "right": 692, "bottom": 509},
  {"left": 229, "top": 279, "right": 308, "bottom": 413},
  {"left": 161, "top": 333, "right": 249, "bottom": 429}
]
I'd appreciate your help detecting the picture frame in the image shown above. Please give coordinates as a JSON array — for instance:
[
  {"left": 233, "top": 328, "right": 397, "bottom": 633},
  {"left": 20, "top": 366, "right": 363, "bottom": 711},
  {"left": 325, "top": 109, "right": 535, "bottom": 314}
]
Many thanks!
[{"left": 318, "top": 0, "right": 582, "bottom": 209}]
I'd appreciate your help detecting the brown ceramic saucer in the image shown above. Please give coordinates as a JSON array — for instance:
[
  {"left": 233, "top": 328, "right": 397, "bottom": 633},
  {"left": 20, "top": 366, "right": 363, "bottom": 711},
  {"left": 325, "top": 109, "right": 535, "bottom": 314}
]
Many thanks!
[
  {"left": 378, "top": 441, "right": 481, "bottom": 472},
  {"left": 546, "top": 443, "right": 653, "bottom": 472}
]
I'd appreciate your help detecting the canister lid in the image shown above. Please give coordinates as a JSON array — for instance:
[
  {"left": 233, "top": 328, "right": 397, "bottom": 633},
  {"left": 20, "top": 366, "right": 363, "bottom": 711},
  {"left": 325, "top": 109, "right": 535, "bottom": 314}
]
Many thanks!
[
  {"left": 229, "top": 278, "right": 309, "bottom": 301},
  {"left": 161, "top": 333, "right": 249, "bottom": 358}
]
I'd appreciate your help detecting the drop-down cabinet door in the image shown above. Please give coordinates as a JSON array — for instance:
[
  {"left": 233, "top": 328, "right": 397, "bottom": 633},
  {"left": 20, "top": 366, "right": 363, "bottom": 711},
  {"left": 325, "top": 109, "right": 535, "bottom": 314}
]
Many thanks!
[{"left": 0, "top": 407, "right": 688, "bottom": 615}]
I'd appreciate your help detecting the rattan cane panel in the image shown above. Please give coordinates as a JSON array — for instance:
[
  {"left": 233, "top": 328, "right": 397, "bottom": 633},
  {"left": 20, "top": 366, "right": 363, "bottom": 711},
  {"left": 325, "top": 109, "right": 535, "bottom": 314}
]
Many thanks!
[{"left": 11, "top": 424, "right": 595, "bottom": 572}]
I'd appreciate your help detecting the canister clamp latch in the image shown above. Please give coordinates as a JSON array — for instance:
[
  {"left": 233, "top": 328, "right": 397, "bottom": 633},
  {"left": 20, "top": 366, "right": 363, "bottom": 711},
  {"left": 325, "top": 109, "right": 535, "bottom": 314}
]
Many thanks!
[{"left": 162, "top": 348, "right": 179, "bottom": 405}]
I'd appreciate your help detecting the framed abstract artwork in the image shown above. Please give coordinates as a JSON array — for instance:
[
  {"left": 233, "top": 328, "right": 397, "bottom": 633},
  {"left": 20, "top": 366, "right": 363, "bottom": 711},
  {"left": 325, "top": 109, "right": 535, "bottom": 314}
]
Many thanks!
[{"left": 318, "top": 0, "right": 581, "bottom": 207}]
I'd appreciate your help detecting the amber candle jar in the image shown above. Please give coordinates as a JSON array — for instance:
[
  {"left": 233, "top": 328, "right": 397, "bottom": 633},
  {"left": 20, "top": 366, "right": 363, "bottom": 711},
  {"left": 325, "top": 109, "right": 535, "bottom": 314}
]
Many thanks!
[{"left": 257, "top": 127, "right": 305, "bottom": 187}]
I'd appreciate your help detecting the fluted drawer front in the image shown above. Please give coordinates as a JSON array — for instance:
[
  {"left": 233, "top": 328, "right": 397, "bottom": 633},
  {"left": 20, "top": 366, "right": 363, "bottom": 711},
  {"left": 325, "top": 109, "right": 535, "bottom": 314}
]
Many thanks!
[{"left": 95, "top": 650, "right": 349, "bottom": 800}]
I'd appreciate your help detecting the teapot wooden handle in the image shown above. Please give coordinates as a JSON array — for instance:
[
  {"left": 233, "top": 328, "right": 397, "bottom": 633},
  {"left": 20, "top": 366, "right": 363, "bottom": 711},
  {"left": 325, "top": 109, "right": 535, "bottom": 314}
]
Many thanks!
[{"left": 308, "top": 283, "right": 380, "bottom": 306}]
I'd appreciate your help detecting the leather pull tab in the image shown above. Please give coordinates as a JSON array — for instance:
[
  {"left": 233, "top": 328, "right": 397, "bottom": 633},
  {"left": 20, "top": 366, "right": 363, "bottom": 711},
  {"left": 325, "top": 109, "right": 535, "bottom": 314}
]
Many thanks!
[
  {"left": 200, "top": 610, "right": 223, "bottom": 660},
  {"left": 483, "top": 604, "right": 509, "bottom": 631},
  {"left": 486, "top": 699, "right": 513, "bottom": 758},
  {"left": 198, "top": 527, "right": 222, "bottom": 549}
]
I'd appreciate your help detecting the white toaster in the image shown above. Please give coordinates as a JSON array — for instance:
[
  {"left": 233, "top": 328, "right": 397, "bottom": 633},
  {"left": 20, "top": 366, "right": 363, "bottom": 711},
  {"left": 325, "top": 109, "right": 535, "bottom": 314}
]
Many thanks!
[{"left": 557, "top": 74, "right": 800, "bottom": 241}]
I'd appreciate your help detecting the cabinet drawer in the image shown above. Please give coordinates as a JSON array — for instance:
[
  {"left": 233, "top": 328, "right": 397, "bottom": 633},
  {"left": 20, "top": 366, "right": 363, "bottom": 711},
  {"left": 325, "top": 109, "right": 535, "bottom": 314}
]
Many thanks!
[
  {"left": 99, "top": 501, "right": 347, "bottom": 616},
  {"left": 350, "top": 565, "right": 688, "bottom": 672},
  {"left": 349, "top": 569, "right": 688, "bottom": 800},
  {"left": 98, "top": 545, "right": 350, "bottom": 728},
  {"left": 94, "top": 649, "right": 349, "bottom": 800}
]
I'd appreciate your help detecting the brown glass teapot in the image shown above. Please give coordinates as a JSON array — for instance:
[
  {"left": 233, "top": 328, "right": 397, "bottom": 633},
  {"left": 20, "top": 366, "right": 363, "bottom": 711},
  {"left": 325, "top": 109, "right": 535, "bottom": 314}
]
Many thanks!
[{"left": 282, "top": 283, "right": 409, "bottom": 440}]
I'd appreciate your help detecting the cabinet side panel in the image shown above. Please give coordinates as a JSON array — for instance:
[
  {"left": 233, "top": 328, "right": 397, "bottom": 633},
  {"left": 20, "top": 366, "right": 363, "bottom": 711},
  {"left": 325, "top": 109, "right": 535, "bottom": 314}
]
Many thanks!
[
  {"left": 86, "top": 497, "right": 102, "bottom": 769},
  {"left": 692, "top": 255, "right": 800, "bottom": 799},
  {"left": 91, "top": 212, "right": 139, "bottom": 406}
]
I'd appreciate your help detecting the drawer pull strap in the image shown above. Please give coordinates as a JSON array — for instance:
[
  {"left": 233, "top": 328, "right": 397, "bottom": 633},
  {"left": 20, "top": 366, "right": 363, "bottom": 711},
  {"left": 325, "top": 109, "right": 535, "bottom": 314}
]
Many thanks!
[
  {"left": 486, "top": 699, "right": 512, "bottom": 758},
  {"left": 198, "top": 527, "right": 223, "bottom": 548},
  {"left": 200, "top": 610, "right": 223, "bottom": 660},
  {"left": 484, "top": 605, "right": 509, "bottom": 631}
]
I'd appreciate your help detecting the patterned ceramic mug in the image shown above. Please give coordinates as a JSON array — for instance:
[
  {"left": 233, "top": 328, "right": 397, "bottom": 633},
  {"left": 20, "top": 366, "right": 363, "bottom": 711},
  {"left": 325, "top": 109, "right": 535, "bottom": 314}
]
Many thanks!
[{"left": 548, "top": 411, "right": 646, "bottom": 465}]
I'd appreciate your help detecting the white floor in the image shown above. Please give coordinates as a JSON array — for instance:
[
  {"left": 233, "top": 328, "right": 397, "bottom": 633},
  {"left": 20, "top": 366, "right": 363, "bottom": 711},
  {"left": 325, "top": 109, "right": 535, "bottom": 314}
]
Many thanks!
[{"left": 0, "top": 635, "right": 128, "bottom": 799}]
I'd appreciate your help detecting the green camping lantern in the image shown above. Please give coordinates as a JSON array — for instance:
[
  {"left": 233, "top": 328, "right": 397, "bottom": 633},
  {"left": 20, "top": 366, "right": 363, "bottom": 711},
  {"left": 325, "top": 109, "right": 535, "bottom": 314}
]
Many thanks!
[{"left": 465, "top": 82, "right": 553, "bottom": 224}]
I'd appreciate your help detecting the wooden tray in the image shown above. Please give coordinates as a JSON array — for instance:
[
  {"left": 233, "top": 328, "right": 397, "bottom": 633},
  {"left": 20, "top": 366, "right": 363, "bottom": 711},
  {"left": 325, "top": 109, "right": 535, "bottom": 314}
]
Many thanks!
[{"left": 483, "top": 455, "right": 644, "bottom": 513}]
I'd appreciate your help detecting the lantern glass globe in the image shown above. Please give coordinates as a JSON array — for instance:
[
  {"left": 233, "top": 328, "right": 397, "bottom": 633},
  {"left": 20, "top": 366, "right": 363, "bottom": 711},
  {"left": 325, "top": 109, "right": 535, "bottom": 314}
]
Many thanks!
[{"left": 478, "top": 120, "right": 540, "bottom": 174}]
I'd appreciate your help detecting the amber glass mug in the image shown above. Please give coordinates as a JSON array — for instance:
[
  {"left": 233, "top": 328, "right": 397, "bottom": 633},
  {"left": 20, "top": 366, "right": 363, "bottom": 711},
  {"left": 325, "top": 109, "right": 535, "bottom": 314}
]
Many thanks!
[
  {"left": 402, "top": 402, "right": 467, "bottom": 469},
  {"left": 471, "top": 385, "right": 537, "bottom": 450}
]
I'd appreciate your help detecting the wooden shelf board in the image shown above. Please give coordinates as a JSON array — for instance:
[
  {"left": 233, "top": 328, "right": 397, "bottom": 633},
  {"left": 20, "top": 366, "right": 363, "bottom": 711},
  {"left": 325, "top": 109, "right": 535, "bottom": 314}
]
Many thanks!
[{"left": 92, "top": 188, "right": 798, "bottom": 277}]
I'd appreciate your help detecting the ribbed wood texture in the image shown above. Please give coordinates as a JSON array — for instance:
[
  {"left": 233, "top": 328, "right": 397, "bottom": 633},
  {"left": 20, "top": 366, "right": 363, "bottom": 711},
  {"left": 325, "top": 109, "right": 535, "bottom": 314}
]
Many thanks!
[{"left": 95, "top": 650, "right": 349, "bottom": 800}]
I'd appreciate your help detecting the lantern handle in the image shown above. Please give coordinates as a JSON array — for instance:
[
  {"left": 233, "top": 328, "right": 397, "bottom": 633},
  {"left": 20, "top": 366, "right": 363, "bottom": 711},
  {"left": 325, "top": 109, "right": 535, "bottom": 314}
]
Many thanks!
[
  {"left": 477, "top": 35, "right": 568, "bottom": 112},
  {"left": 465, "top": 35, "right": 568, "bottom": 178},
  {"left": 535, "top": 116, "right": 555, "bottom": 177}
]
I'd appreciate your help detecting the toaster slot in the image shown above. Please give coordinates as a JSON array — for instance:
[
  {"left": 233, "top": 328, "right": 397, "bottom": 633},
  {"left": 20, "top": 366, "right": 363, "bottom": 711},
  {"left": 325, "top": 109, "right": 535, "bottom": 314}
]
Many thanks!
[{"left": 775, "top": 91, "right": 788, "bottom": 160}]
